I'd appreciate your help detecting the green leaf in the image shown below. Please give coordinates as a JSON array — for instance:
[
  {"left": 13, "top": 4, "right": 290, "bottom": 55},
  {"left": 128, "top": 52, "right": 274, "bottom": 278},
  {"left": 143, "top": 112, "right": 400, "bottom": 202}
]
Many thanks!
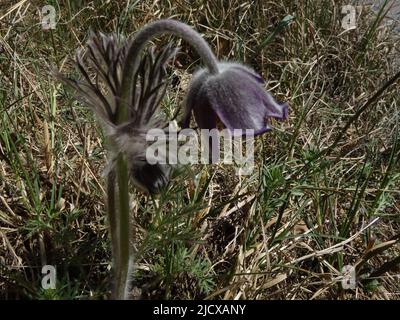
[{"left": 259, "top": 15, "right": 294, "bottom": 50}]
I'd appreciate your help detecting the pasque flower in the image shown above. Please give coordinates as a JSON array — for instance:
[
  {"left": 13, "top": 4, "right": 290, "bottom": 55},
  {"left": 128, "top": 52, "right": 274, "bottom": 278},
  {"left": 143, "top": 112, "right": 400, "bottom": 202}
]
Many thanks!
[{"left": 182, "top": 62, "right": 288, "bottom": 135}]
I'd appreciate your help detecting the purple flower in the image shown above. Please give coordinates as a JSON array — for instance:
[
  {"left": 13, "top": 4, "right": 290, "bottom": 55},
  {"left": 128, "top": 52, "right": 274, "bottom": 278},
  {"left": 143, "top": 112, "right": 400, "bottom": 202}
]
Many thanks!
[{"left": 182, "top": 62, "right": 288, "bottom": 135}]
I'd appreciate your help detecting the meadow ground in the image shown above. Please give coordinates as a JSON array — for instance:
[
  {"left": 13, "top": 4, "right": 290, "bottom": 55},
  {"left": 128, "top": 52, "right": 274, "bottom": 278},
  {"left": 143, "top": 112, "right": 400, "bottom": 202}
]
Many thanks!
[{"left": 0, "top": 0, "right": 399, "bottom": 299}]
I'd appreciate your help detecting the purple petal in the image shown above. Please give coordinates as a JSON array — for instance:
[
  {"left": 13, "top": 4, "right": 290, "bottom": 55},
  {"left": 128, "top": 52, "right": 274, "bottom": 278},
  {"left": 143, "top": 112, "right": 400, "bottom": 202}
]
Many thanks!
[
  {"left": 130, "top": 163, "right": 170, "bottom": 194},
  {"left": 191, "top": 84, "right": 220, "bottom": 163},
  {"left": 181, "top": 69, "right": 216, "bottom": 129},
  {"left": 219, "top": 62, "right": 264, "bottom": 84},
  {"left": 193, "top": 101, "right": 218, "bottom": 129},
  {"left": 262, "top": 97, "right": 289, "bottom": 121},
  {"left": 204, "top": 67, "right": 287, "bottom": 136}
]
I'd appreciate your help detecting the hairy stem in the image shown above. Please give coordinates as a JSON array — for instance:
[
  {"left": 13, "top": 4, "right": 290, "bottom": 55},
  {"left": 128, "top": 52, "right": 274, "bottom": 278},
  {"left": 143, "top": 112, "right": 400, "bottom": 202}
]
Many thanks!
[
  {"left": 106, "top": 170, "right": 120, "bottom": 297},
  {"left": 118, "top": 19, "right": 219, "bottom": 122},
  {"left": 114, "top": 155, "right": 131, "bottom": 299}
]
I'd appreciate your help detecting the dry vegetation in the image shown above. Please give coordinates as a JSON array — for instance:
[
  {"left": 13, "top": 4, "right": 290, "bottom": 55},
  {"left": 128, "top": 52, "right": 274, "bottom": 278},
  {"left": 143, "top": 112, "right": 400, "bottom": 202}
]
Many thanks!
[{"left": 0, "top": 0, "right": 399, "bottom": 299}]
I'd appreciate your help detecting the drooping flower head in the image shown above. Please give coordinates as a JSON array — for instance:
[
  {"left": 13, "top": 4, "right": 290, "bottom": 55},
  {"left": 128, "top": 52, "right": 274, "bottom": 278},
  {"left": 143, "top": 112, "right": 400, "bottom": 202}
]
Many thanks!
[{"left": 182, "top": 62, "right": 288, "bottom": 135}]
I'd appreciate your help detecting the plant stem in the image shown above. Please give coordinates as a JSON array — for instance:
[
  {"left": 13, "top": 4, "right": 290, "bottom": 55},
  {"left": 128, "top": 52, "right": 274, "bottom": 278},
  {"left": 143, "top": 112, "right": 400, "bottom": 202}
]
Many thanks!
[
  {"left": 114, "top": 154, "right": 131, "bottom": 299},
  {"left": 119, "top": 19, "right": 219, "bottom": 113},
  {"left": 106, "top": 170, "right": 120, "bottom": 295},
  {"left": 114, "top": 81, "right": 131, "bottom": 299}
]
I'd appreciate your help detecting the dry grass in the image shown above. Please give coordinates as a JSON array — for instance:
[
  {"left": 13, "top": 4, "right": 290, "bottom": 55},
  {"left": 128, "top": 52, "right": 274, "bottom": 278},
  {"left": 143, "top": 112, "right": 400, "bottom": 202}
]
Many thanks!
[{"left": 0, "top": 0, "right": 399, "bottom": 299}]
